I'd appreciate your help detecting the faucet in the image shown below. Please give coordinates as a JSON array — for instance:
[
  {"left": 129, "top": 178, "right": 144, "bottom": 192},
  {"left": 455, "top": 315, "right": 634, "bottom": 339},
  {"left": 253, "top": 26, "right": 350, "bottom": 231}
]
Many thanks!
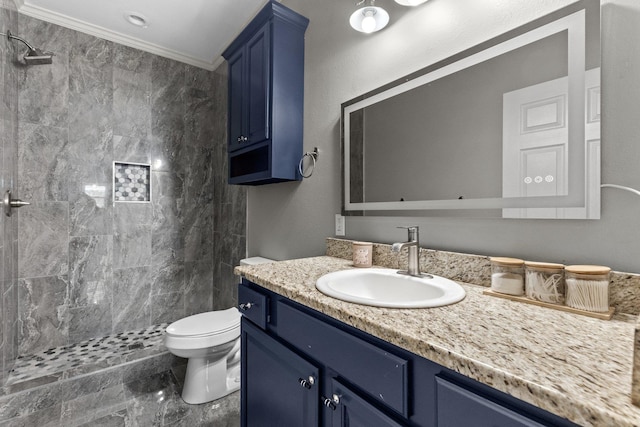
[{"left": 391, "top": 226, "right": 423, "bottom": 277}]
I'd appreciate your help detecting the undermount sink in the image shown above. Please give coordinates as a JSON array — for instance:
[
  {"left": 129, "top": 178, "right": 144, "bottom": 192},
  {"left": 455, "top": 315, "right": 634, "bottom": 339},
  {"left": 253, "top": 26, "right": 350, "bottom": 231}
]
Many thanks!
[{"left": 315, "top": 268, "right": 466, "bottom": 308}]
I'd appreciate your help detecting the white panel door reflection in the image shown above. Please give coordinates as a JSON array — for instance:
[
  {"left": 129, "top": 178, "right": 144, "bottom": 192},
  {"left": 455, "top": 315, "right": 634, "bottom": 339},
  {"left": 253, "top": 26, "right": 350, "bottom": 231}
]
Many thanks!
[{"left": 502, "top": 68, "right": 600, "bottom": 219}]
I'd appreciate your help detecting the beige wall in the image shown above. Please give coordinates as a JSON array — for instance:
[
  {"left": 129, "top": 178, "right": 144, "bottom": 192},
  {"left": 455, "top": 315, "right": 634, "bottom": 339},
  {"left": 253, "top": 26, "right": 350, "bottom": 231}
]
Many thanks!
[{"left": 247, "top": 0, "right": 640, "bottom": 273}]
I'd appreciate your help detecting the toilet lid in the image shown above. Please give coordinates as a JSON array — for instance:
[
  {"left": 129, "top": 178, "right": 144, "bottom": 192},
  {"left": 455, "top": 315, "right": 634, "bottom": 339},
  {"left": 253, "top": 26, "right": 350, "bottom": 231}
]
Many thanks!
[{"left": 166, "top": 308, "right": 241, "bottom": 337}]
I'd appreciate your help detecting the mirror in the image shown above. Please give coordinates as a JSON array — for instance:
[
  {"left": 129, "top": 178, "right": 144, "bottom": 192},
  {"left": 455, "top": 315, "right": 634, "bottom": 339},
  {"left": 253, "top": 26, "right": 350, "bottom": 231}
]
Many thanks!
[{"left": 342, "top": 0, "right": 600, "bottom": 219}]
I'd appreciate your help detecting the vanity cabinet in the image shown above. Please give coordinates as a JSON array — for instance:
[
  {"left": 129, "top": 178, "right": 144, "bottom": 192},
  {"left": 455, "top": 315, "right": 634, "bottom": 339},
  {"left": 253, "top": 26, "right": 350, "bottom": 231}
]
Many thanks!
[
  {"left": 242, "top": 320, "right": 319, "bottom": 426},
  {"left": 222, "top": 1, "right": 308, "bottom": 185},
  {"left": 238, "top": 279, "right": 578, "bottom": 427}
]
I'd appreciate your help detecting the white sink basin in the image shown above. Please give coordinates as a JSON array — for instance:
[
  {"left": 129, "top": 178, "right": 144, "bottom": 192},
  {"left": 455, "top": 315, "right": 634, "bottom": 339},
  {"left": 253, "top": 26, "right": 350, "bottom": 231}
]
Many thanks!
[{"left": 316, "top": 268, "right": 466, "bottom": 308}]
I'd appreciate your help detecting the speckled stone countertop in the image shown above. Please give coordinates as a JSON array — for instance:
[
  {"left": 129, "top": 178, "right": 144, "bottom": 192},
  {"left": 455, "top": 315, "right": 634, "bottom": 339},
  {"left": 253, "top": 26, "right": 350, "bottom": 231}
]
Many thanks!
[{"left": 235, "top": 256, "right": 640, "bottom": 427}]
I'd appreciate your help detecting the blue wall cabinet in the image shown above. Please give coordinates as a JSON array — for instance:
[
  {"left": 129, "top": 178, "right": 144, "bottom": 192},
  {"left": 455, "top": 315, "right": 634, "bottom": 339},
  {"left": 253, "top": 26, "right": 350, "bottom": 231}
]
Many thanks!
[
  {"left": 238, "top": 279, "right": 578, "bottom": 427},
  {"left": 222, "top": 1, "right": 308, "bottom": 185}
]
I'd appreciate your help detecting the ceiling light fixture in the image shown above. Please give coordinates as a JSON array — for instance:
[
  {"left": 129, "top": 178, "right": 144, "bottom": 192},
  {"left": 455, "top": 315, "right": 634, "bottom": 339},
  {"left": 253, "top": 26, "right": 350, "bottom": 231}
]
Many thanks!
[
  {"left": 394, "top": 0, "right": 430, "bottom": 6},
  {"left": 124, "top": 12, "right": 149, "bottom": 28},
  {"left": 349, "top": 0, "right": 389, "bottom": 34}
]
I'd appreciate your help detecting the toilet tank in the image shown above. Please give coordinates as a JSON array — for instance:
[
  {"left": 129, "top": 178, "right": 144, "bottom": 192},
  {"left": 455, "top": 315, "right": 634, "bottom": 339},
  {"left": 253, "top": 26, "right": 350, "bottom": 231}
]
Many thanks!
[
  {"left": 239, "top": 257, "right": 274, "bottom": 284},
  {"left": 240, "top": 257, "right": 274, "bottom": 266}
]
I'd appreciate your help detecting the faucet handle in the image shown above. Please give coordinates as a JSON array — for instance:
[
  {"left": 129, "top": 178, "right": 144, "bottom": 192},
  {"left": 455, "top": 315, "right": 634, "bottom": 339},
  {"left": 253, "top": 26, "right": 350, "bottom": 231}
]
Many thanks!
[{"left": 397, "top": 226, "right": 419, "bottom": 242}]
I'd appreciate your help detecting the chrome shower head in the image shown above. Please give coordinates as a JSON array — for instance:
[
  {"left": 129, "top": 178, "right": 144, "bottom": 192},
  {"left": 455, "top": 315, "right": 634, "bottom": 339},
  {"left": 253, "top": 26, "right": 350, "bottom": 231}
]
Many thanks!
[
  {"left": 22, "top": 48, "right": 53, "bottom": 65},
  {"left": 0, "top": 30, "right": 53, "bottom": 65}
]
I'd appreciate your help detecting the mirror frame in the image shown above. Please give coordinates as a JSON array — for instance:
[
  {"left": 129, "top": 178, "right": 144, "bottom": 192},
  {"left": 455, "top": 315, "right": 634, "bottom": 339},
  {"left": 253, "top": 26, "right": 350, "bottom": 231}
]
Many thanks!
[{"left": 342, "top": 0, "right": 598, "bottom": 214}]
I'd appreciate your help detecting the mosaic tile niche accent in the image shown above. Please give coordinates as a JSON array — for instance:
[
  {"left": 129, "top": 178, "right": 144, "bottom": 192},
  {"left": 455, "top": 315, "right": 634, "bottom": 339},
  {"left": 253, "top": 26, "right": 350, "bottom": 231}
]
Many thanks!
[{"left": 114, "top": 162, "right": 151, "bottom": 202}]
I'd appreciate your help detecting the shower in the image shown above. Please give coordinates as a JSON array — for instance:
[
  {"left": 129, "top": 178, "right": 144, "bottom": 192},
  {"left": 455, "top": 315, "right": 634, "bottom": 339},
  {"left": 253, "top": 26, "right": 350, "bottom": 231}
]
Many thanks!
[{"left": 0, "top": 30, "right": 53, "bottom": 65}]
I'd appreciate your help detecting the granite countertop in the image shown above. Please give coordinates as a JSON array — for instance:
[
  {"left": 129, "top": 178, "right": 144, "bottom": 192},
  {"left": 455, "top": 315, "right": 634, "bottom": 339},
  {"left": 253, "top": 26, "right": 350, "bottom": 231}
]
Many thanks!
[{"left": 235, "top": 256, "right": 640, "bottom": 427}]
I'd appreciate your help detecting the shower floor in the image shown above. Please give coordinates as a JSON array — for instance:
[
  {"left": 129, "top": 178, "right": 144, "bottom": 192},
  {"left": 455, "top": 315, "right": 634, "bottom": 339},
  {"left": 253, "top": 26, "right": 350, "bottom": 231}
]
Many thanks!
[
  {"left": 1, "top": 323, "right": 241, "bottom": 426},
  {"left": 6, "top": 323, "right": 168, "bottom": 388}
]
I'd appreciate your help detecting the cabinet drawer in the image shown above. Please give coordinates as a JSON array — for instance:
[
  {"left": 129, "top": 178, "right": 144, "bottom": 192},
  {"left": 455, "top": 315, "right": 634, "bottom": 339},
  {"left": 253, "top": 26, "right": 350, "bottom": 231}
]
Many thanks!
[
  {"left": 277, "top": 301, "right": 409, "bottom": 416},
  {"left": 238, "top": 283, "right": 269, "bottom": 329},
  {"left": 436, "top": 377, "right": 546, "bottom": 427}
]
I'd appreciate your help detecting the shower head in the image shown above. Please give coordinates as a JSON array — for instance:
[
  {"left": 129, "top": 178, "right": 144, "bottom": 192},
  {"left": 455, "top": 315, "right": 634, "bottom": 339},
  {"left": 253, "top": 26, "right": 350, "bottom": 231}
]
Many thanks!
[
  {"left": 22, "top": 48, "right": 54, "bottom": 65},
  {"left": 0, "top": 30, "right": 53, "bottom": 65}
]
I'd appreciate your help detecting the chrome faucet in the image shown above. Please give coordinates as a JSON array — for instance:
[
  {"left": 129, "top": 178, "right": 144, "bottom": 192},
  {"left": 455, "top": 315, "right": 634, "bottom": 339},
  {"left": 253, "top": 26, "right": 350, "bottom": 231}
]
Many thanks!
[{"left": 391, "top": 226, "right": 423, "bottom": 277}]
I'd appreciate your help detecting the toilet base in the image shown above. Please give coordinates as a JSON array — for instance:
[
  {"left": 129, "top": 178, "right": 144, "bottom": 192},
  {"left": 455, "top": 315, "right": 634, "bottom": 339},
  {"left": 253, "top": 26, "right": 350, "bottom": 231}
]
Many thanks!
[{"left": 181, "top": 353, "right": 241, "bottom": 405}]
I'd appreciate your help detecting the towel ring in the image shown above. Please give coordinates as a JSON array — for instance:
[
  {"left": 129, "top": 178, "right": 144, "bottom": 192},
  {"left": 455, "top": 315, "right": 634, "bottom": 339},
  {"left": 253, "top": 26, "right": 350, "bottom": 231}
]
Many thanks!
[{"left": 298, "top": 147, "right": 319, "bottom": 179}]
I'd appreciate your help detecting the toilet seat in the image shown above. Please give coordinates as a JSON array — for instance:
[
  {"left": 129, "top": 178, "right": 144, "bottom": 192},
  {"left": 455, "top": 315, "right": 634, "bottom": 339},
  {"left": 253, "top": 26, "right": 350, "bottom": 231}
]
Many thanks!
[{"left": 166, "top": 308, "right": 240, "bottom": 338}]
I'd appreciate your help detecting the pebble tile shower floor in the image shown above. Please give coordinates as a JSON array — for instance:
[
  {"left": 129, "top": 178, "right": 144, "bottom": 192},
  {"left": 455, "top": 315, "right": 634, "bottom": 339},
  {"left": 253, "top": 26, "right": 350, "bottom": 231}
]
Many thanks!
[
  {"left": 0, "top": 324, "right": 240, "bottom": 426},
  {"left": 7, "top": 324, "right": 168, "bottom": 386}
]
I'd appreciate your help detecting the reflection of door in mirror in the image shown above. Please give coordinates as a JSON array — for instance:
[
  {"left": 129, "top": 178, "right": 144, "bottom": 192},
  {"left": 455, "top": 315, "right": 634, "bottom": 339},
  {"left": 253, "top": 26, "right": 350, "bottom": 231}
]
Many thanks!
[{"left": 502, "top": 67, "right": 600, "bottom": 219}]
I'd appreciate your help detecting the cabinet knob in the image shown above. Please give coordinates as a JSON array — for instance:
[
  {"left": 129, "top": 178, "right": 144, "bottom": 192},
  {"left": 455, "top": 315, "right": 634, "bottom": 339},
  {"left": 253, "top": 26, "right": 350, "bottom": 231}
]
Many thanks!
[
  {"left": 298, "top": 376, "right": 315, "bottom": 389},
  {"left": 239, "top": 302, "right": 254, "bottom": 311},
  {"left": 321, "top": 394, "right": 340, "bottom": 410},
  {"left": 237, "top": 136, "right": 249, "bottom": 143}
]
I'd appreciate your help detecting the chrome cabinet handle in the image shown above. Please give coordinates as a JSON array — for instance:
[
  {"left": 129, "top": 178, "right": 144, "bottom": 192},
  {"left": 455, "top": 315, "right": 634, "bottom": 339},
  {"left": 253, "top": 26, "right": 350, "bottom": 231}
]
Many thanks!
[
  {"left": 298, "top": 376, "right": 315, "bottom": 389},
  {"left": 238, "top": 302, "right": 254, "bottom": 311},
  {"left": 321, "top": 394, "right": 340, "bottom": 410},
  {"left": 3, "top": 190, "right": 29, "bottom": 217},
  {"left": 236, "top": 136, "right": 248, "bottom": 143}
]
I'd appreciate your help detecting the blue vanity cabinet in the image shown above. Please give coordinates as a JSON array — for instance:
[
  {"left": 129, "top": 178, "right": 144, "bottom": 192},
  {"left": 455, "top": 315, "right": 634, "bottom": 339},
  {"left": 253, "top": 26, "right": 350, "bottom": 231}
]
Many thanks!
[
  {"left": 222, "top": 1, "right": 308, "bottom": 185},
  {"left": 238, "top": 279, "right": 579, "bottom": 427},
  {"left": 241, "top": 320, "right": 320, "bottom": 426}
]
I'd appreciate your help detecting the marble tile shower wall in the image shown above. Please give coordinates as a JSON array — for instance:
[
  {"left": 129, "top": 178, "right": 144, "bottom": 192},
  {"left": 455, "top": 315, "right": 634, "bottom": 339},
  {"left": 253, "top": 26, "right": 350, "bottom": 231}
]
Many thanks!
[
  {"left": 0, "top": 2, "right": 19, "bottom": 385},
  {"left": 14, "top": 15, "right": 246, "bottom": 357}
]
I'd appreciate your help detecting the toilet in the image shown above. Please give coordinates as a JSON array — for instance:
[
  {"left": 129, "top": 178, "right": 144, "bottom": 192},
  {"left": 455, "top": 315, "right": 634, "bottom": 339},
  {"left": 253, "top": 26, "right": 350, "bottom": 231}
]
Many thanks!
[{"left": 164, "top": 257, "right": 274, "bottom": 404}]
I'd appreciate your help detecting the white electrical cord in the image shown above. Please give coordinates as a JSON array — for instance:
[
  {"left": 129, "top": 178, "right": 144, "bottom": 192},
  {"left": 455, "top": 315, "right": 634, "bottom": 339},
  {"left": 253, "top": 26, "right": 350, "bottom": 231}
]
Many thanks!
[{"left": 600, "top": 184, "right": 640, "bottom": 197}]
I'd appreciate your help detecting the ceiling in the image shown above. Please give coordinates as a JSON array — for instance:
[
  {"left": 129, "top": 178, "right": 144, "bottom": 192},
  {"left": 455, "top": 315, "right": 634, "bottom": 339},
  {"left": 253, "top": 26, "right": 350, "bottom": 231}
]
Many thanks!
[{"left": 13, "top": 0, "right": 271, "bottom": 70}]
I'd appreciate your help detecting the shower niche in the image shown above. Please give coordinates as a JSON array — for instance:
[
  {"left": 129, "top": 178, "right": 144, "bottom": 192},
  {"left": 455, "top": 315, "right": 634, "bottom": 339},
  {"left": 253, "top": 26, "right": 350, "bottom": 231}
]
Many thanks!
[{"left": 113, "top": 161, "right": 151, "bottom": 203}]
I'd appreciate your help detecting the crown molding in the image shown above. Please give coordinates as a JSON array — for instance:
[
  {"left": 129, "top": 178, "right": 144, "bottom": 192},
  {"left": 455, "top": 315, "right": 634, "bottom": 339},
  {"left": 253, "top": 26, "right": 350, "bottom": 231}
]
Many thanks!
[{"left": 15, "top": 1, "right": 225, "bottom": 70}]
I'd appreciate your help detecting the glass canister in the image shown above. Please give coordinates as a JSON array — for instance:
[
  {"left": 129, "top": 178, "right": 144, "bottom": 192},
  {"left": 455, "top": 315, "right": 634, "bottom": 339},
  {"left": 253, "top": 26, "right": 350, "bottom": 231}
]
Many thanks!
[
  {"left": 524, "top": 261, "right": 565, "bottom": 304},
  {"left": 490, "top": 257, "right": 525, "bottom": 296},
  {"left": 564, "top": 265, "right": 611, "bottom": 312}
]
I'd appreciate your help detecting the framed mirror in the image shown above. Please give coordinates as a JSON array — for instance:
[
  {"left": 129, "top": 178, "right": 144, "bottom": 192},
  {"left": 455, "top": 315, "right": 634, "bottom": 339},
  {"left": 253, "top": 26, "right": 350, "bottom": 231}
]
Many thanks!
[{"left": 342, "top": 0, "right": 600, "bottom": 219}]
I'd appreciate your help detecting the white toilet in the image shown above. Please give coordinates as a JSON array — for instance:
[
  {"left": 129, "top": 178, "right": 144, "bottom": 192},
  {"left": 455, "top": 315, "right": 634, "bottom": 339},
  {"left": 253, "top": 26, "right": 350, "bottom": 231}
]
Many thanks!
[
  {"left": 164, "top": 308, "right": 241, "bottom": 404},
  {"left": 164, "top": 257, "right": 274, "bottom": 404}
]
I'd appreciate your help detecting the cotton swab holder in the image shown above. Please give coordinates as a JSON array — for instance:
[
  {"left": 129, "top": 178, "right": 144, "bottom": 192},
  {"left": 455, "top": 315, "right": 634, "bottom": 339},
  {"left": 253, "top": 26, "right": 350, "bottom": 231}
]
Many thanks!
[{"left": 565, "top": 265, "right": 611, "bottom": 313}]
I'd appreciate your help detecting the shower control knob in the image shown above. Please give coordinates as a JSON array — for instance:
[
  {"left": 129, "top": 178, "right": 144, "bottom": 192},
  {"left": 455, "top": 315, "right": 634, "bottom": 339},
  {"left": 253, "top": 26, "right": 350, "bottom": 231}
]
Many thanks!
[
  {"left": 11, "top": 200, "right": 29, "bottom": 208},
  {"left": 3, "top": 190, "right": 29, "bottom": 217}
]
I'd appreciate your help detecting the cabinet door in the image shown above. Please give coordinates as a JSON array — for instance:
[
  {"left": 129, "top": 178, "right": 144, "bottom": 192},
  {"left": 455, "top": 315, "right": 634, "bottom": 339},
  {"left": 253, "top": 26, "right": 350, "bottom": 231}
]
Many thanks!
[
  {"left": 329, "top": 379, "right": 405, "bottom": 427},
  {"left": 242, "top": 319, "right": 320, "bottom": 427},
  {"left": 227, "top": 48, "right": 246, "bottom": 152},
  {"left": 245, "top": 23, "right": 271, "bottom": 147}
]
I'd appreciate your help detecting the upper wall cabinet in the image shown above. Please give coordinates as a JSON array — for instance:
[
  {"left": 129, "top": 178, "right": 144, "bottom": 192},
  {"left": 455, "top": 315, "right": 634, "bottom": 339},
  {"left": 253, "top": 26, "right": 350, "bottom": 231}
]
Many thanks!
[{"left": 222, "top": 1, "right": 309, "bottom": 185}]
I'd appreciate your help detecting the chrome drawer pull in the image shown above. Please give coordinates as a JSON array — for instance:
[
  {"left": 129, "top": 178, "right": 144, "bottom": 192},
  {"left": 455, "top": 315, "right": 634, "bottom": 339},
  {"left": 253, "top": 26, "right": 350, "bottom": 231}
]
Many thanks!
[{"left": 239, "top": 302, "right": 254, "bottom": 311}]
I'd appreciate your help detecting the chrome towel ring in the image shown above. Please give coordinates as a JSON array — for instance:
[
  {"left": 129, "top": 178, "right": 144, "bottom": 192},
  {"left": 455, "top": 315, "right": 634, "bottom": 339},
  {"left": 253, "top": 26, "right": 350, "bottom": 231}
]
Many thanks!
[{"left": 298, "top": 147, "right": 319, "bottom": 179}]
